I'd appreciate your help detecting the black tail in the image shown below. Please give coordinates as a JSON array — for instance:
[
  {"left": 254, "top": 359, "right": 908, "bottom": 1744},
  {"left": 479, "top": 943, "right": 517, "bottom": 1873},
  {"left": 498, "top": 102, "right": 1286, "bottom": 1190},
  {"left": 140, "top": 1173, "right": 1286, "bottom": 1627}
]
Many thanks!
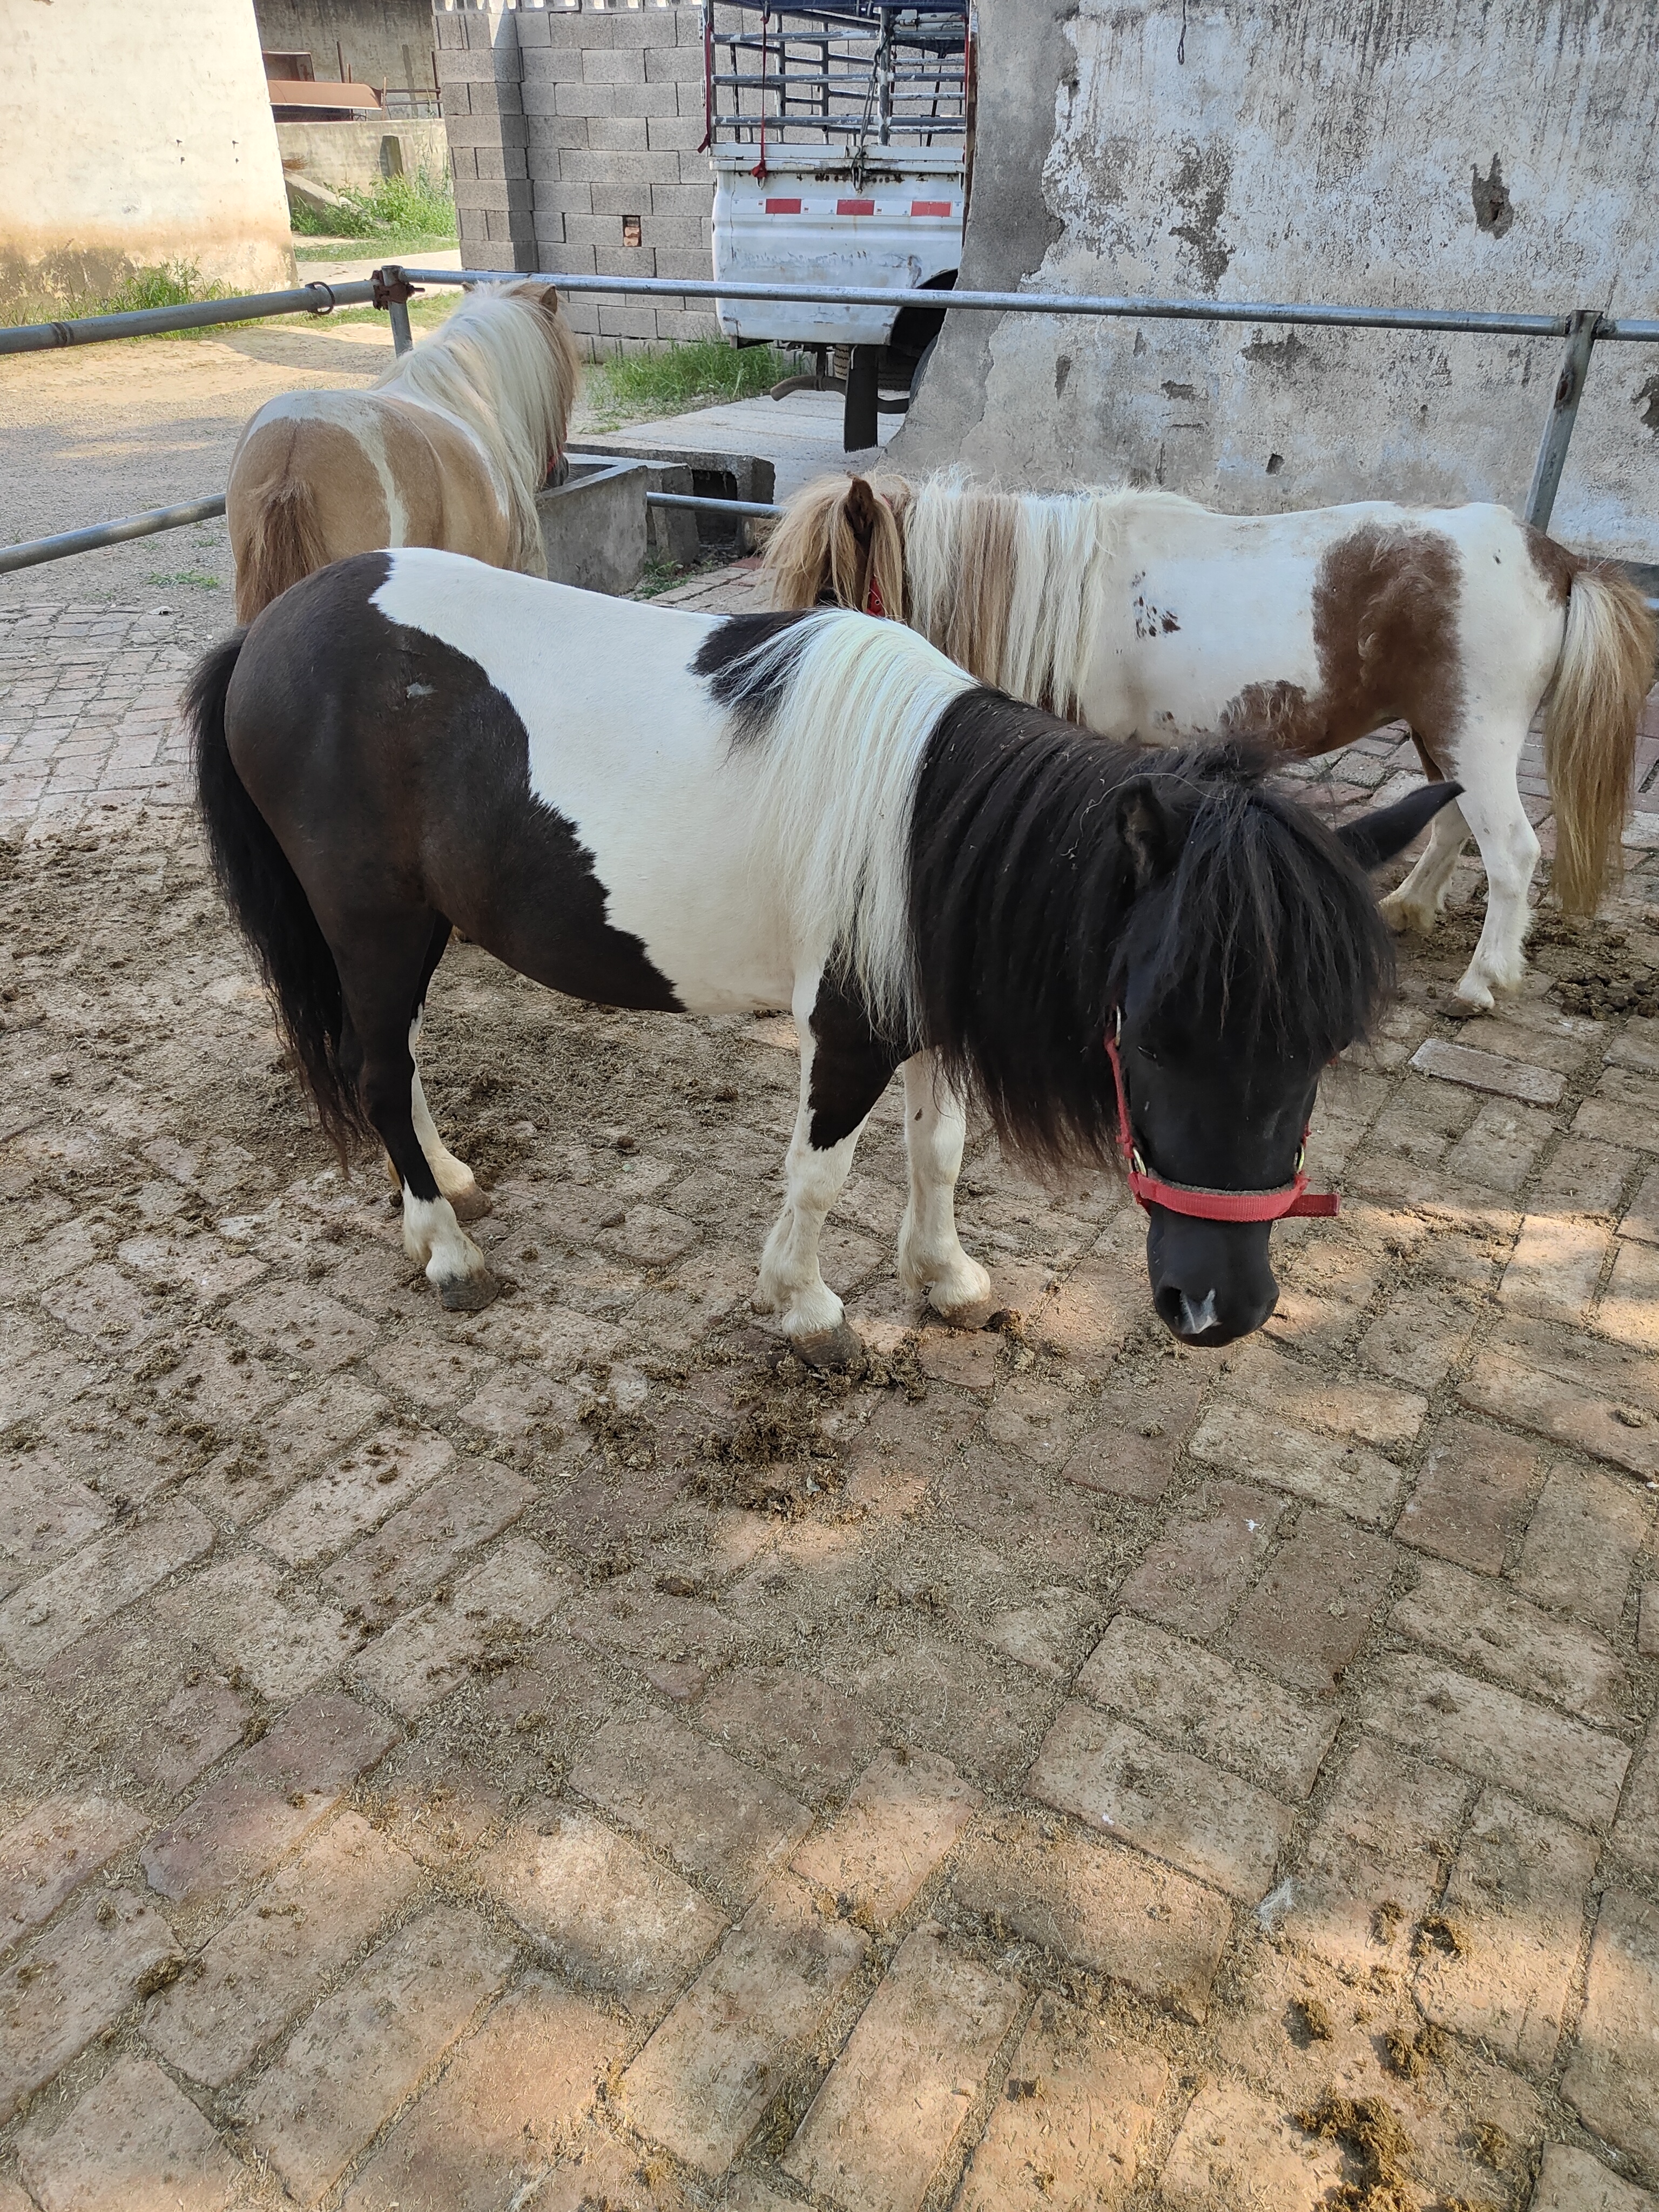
[{"left": 187, "top": 632, "right": 369, "bottom": 1155}]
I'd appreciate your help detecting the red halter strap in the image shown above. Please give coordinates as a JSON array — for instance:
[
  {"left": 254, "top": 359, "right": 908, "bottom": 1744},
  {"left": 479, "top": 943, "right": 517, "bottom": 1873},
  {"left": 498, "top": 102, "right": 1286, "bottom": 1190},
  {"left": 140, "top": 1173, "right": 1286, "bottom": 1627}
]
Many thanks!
[{"left": 1104, "top": 1016, "right": 1340, "bottom": 1223}]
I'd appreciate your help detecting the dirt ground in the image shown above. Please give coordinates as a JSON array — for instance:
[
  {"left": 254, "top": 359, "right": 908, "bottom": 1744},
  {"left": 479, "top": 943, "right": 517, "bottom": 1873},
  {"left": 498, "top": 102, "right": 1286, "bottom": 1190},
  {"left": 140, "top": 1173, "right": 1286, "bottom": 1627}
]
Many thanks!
[{"left": 3, "top": 331, "right": 1659, "bottom": 2212}]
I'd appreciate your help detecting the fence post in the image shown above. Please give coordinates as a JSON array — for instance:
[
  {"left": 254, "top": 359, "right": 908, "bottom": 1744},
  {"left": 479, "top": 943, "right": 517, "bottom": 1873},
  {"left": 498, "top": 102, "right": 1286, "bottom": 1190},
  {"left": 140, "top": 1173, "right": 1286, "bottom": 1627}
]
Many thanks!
[
  {"left": 372, "top": 265, "right": 417, "bottom": 356},
  {"left": 1523, "top": 307, "right": 1600, "bottom": 532}
]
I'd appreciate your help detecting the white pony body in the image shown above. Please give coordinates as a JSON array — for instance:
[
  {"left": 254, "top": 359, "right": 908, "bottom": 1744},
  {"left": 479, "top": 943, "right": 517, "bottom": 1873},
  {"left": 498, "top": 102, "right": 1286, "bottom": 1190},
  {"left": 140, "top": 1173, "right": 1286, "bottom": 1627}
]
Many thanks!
[{"left": 768, "top": 472, "right": 1655, "bottom": 1011}]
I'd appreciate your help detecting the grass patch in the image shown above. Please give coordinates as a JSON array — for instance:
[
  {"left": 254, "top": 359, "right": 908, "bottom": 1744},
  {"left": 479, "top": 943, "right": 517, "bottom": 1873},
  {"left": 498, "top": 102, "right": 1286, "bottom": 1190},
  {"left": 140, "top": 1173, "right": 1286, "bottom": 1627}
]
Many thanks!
[
  {"left": 8, "top": 260, "right": 230, "bottom": 335},
  {"left": 631, "top": 548, "right": 733, "bottom": 600},
  {"left": 288, "top": 167, "right": 457, "bottom": 248},
  {"left": 588, "top": 335, "right": 806, "bottom": 425},
  {"left": 143, "top": 570, "right": 219, "bottom": 590}
]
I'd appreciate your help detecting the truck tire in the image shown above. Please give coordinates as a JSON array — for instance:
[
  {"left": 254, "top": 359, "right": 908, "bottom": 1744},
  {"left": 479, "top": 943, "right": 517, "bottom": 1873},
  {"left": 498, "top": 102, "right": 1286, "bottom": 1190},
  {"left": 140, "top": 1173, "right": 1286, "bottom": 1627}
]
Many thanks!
[{"left": 844, "top": 347, "right": 880, "bottom": 452}]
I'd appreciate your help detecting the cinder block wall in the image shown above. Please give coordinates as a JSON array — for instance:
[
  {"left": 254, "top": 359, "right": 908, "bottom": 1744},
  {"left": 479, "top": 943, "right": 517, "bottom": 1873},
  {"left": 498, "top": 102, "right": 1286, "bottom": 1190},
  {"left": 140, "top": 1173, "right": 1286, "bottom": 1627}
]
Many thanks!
[{"left": 434, "top": 3, "right": 713, "bottom": 353}]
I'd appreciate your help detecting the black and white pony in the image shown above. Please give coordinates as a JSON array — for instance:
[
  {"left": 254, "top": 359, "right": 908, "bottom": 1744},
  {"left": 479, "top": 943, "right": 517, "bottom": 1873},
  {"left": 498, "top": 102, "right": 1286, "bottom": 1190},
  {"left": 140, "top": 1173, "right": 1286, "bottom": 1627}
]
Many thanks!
[{"left": 187, "top": 550, "right": 1456, "bottom": 1351}]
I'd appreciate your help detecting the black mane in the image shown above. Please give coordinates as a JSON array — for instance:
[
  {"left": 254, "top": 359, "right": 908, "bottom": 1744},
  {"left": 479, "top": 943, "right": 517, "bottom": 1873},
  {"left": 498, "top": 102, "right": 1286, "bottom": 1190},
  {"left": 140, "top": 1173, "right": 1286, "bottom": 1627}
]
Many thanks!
[{"left": 907, "top": 689, "right": 1395, "bottom": 1166}]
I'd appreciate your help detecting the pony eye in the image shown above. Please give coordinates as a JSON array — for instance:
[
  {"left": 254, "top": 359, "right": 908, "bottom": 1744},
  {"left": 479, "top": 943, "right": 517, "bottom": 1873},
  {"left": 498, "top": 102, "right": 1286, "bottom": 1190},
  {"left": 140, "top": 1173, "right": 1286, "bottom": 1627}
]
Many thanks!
[{"left": 1135, "top": 1042, "right": 1160, "bottom": 1066}]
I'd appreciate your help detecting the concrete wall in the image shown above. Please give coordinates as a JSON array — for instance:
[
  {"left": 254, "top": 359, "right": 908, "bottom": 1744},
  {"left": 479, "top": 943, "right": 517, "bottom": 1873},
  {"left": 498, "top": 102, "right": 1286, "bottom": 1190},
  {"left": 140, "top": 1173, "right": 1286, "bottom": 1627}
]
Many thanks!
[
  {"left": 254, "top": 0, "right": 441, "bottom": 101},
  {"left": 434, "top": 2, "right": 714, "bottom": 350},
  {"left": 1, "top": 0, "right": 293, "bottom": 315},
  {"left": 276, "top": 118, "right": 450, "bottom": 193},
  {"left": 893, "top": 0, "right": 1659, "bottom": 562}
]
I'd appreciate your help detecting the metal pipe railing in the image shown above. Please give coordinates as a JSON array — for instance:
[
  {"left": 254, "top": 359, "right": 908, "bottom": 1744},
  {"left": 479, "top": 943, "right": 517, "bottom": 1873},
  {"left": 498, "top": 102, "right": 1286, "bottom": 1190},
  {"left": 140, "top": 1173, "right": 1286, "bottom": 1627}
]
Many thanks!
[
  {"left": 397, "top": 266, "right": 1659, "bottom": 343},
  {"left": 4, "top": 264, "right": 1656, "bottom": 565},
  {"left": 0, "top": 278, "right": 381, "bottom": 357},
  {"left": 0, "top": 490, "right": 775, "bottom": 577},
  {"left": 0, "top": 494, "right": 228, "bottom": 576}
]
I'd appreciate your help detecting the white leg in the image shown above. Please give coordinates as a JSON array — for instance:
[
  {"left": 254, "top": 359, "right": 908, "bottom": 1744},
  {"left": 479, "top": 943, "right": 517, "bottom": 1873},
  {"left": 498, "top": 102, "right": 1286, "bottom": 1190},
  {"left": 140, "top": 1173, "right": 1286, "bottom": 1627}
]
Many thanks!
[
  {"left": 1376, "top": 719, "right": 1539, "bottom": 1012},
  {"left": 404, "top": 1014, "right": 490, "bottom": 1221},
  {"left": 897, "top": 1053, "right": 992, "bottom": 1322},
  {"left": 1379, "top": 792, "right": 1467, "bottom": 932},
  {"left": 1452, "top": 778, "right": 1540, "bottom": 1010},
  {"left": 401, "top": 1187, "right": 498, "bottom": 1312},
  {"left": 752, "top": 977, "right": 872, "bottom": 1350}
]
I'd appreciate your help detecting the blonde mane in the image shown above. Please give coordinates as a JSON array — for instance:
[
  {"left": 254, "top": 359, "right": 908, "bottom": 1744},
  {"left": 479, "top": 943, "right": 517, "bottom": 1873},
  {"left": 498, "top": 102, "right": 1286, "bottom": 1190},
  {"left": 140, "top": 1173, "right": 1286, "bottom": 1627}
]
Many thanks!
[
  {"left": 764, "top": 471, "right": 1205, "bottom": 720},
  {"left": 377, "top": 280, "right": 579, "bottom": 575}
]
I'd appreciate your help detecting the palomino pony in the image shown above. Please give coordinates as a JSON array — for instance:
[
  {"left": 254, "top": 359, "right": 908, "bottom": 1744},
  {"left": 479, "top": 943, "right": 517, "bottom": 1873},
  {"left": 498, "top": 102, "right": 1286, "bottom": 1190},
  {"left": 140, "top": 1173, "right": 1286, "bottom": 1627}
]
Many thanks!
[
  {"left": 764, "top": 473, "right": 1655, "bottom": 1013},
  {"left": 226, "top": 281, "right": 579, "bottom": 621},
  {"left": 188, "top": 550, "right": 1455, "bottom": 1351}
]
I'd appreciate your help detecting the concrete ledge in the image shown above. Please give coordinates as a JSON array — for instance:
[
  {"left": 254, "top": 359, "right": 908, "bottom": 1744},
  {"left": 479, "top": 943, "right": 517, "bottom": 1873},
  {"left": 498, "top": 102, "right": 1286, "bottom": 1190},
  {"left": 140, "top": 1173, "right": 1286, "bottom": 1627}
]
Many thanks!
[{"left": 536, "top": 456, "right": 649, "bottom": 594}]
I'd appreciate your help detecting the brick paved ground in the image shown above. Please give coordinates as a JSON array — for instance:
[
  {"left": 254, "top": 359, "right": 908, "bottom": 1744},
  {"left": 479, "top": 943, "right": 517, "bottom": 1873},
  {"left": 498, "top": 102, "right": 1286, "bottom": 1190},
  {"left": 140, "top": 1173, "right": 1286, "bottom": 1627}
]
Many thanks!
[{"left": 2, "top": 571, "right": 1659, "bottom": 2210}]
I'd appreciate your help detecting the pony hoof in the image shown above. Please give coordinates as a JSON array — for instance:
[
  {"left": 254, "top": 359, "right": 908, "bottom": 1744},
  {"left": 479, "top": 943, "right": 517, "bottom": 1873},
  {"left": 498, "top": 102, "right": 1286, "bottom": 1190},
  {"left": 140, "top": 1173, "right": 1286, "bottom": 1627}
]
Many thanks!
[
  {"left": 447, "top": 1182, "right": 493, "bottom": 1224},
  {"left": 439, "top": 1269, "right": 500, "bottom": 1313},
  {"left": 790, "top": 1321, "right": 867, "bottom": 1375},
  {"left": 1378, "top": 894, "right": 1437, "bottom": 937}
]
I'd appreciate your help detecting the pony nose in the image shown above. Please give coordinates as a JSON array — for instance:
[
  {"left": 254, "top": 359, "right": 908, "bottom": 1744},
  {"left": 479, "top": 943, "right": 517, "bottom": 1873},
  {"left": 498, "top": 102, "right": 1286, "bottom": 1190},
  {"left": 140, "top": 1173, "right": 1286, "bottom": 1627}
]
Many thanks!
[
  {"left": 1154, "top": 1279, "right": 1276, "bottom": 1346},
  {"left": 1155, "top": 1283, "right": 1223, "bottom": 1342}
]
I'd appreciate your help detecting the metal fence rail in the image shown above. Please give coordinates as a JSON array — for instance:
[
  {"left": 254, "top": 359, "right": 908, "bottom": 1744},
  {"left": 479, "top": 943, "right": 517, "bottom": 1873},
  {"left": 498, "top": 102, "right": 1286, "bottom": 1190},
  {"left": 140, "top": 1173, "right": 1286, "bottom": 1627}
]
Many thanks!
[
  {"left": 3, "top": 262, "right": 1656, "bottom": 571},
  {"left": 0, "top": 278, "right": 383, "bottom": 357}
]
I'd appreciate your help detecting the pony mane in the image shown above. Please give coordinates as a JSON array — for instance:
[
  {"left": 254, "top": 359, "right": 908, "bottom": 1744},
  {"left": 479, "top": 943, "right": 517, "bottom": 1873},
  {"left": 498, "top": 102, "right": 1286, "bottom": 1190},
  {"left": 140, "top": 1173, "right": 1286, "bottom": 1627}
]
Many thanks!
[
  {"left": 694, "top": 609, "right": 974, "bottom": 1033},
  {"left": 764, "top": 470, "right": 1209, "bottom": 721},
  {"left": 908, "top": 700, "right": 1395, "bottom": 1168},
  {"left": 377, "top": 280, "right": 579, "bottom": 574}
]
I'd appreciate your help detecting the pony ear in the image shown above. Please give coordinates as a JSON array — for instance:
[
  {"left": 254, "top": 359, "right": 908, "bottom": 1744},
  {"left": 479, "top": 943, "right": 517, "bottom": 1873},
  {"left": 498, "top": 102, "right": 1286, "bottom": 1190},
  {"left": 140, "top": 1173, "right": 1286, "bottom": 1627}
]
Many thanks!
[
  {"left": 1338, "top": 780, "right": 1464, "bottom": 868},
  {"left": 843, "top": 476, "right": 882, "bottom": 549},
  {"left": 1116, "top": 777, "right": 1181, "bottom": 889}
]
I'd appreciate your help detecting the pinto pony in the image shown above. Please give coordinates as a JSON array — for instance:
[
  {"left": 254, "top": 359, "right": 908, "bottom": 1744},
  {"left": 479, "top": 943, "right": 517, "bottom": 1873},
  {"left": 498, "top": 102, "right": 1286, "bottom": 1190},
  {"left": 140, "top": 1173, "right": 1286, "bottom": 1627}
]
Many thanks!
[
  {"left": 188, "top": 551, "right": 1456, "bottom": 1351},
  {"left": 764, "top": 473, "right": 1655, "bottom": 1013},
  {"left": 226, "top": 281, "right": 579, "bottom": 622}
]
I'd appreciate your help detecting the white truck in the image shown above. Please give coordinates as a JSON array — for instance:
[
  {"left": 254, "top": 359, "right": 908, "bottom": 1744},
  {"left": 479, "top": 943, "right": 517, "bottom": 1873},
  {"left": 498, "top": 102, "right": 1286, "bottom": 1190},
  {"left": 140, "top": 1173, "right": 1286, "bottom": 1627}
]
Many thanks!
[{"left": 705, "top": 0, "right": 973, "bottom": 451}]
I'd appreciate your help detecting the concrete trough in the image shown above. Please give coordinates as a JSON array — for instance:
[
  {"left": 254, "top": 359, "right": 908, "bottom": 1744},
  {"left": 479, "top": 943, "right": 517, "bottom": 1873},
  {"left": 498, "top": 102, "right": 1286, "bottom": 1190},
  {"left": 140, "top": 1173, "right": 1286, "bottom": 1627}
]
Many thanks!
[{"left": 535, "top": 454, "right": 649, "bottom": 596}]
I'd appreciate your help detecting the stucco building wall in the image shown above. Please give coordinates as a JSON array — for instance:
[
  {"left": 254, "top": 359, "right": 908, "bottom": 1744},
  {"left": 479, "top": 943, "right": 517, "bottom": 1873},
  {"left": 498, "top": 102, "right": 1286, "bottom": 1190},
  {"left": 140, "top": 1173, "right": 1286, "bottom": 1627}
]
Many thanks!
[
  {"left": 0, "top": 0, "right": 294, "bottom": 315},
  {"left": 893, "top": 0, "right": 1659, "bottom": 562},
  {"left": 276, "top": 118, "right": 450, "bottom": 194}
]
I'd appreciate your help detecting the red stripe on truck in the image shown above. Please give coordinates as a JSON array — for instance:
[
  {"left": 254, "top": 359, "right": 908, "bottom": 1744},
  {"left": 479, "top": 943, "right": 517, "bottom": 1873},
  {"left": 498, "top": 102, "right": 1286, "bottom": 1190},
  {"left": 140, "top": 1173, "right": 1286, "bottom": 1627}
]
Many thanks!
[
  {"left": 837, "top": 198, "right": 876, "bottom": 215},
  {"left": 764, "top": 197, "right": 802, "bottom": 214},
  {"left": 911, "top": 199, "right": 952, "bottom": 217}
]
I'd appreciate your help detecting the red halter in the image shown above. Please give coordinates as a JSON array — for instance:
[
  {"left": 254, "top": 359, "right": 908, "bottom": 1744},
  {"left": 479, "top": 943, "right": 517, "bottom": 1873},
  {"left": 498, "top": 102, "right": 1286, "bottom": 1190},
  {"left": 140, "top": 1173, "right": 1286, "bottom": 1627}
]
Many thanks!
[{"left": 1103, "top": 1015, "right": 1339, "bottom": 1223}]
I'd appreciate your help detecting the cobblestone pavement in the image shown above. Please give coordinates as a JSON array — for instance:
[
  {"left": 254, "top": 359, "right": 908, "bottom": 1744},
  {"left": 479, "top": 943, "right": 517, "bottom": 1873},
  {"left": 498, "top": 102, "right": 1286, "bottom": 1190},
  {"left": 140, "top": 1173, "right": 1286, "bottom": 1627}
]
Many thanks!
[{"left": 2, "top": 573, "right": 1659, "bottom": 2211}]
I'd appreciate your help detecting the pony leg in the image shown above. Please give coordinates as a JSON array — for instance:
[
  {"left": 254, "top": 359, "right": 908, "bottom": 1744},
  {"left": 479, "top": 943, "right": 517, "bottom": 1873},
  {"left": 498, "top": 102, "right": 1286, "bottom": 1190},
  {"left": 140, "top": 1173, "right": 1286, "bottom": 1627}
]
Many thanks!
[
  {"left": 392, "top": 918, "right": 489, "bottom": 1221},
  {"left": 754, "top": 977, "right": 896, "bottom": 1360},
  {"left": 1379, "top": 792, "right": 1468, "bottom": 933},
  {"left": 1446, "top": 747, "right": 1541, "bottom": 1010},
  {"left": 409, "top": 1012, "right": 491, "bottom": 1222},
  {"left": 336, "top": 919, "right": 499, "bottom": 1312},
  {"left": 896, "top": 1052, "right": 992, "bottom": 1323}
]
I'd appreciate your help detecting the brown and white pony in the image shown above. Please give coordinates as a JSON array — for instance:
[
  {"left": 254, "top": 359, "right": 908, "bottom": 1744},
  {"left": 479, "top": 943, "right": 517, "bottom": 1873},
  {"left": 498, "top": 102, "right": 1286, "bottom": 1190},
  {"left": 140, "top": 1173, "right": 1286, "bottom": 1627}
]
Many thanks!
[
  {"left": 226, "top": 280, "right": 579, "bottom": 623},
  {"left": 764, "top": 473, "right": 1655, "bottom": 1010}
]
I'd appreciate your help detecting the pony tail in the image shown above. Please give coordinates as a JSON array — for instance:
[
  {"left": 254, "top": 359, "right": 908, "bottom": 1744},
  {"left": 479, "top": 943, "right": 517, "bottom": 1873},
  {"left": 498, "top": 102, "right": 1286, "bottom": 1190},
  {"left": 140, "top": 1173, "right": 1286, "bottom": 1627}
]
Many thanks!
[
  {"left": 1543, "top": 558, "right": 1656, "bottom": 913},
  {"left": 187, "top": 634, "right": 369, "bottom": 1157},
  {"left": 232, "top": 480, "right": 329, "bottom": 622}
]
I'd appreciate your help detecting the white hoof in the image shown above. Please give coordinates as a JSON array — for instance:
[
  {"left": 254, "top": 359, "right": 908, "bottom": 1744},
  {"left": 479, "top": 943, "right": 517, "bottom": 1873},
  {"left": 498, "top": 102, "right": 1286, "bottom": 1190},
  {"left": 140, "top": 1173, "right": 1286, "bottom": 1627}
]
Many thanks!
[
  {"left": 921, "top": 1256, "right": 994, "bottom": 1325},
  {"left": 1379, "top": 889, "right": 1441, "bottom": 936},
  {"left": 775, "top": 1282, "right": 847, "bottom": 1339},
  {"left": 1451, "top": 973, "right": 1496, "bottom": 1015}
]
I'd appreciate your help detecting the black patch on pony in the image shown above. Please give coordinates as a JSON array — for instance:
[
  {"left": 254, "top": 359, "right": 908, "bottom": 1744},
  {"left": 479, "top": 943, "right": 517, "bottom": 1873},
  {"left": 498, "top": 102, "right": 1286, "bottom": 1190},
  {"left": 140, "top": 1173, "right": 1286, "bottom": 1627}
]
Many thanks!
[
  {"left": 692, "top": 609, "right": 814, "bottom": 744},
  {"left": 188, "top": 621, "right": 372, "bottom": 1156},
  {"left": 195, "top": 552, "right": 683, "bottom": 1162},
  {"left": 907, "top": 689, "right": 1395, "bottom": 1169}
]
